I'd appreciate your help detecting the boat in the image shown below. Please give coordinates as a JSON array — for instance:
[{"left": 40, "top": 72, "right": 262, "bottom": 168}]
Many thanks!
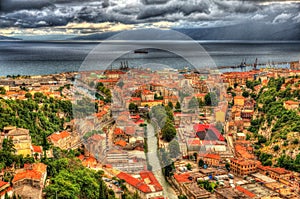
[{"left": 134, "top": 49, "right": 148, "bottom": 54}]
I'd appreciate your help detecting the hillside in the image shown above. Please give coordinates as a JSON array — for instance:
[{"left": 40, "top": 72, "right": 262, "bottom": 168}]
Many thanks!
[
  {"left": 71, "top": 22, "right": 300, "bottom": 41},
  {"left": 247, "top": 77, "right": 300, "bottom": 172},
  {"left": 0, "top": 35, "right": 20, "bottom": 40}
]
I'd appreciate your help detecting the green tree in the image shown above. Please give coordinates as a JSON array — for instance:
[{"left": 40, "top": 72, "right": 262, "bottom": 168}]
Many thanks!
[
  {"left": 205, "top": 92, "right": 217, "bottom": 106},
  {"left": 0, "top": 87, "right": 6, "bottom": 95},
  {"left": 129, "top": 103, "right": 138, "bottom": 113},
  {"left": 167, "top": 101, "right": 173, "bottom": 109},
  {"left": 161, "top": 120, "right": 176, "bottom": 142},
  {"left": 168, "top": 140, "right": 181, "bottom": 159},
  {"left": 273, "top": 145, "right": 280, "bottom": 151},
  {"left": 198, "top": 159, "right": 204, "bottom": 167},
  {"left": 242, "top": 91, "right": 249, "bottom": 98},
  {"left": 175, "top": 101, "right": 181, "bottom": 110},
  {"left": 25, "top": 92, "right": 32, "bottom": 99},
  {"left": 186, "top": 163, "right": 192, "bottom": 170}
]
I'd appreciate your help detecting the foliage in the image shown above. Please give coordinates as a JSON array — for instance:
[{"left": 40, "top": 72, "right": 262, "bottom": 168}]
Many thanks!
[
  {"left": 167, "top": 101, "right": 173, "bottom": 109},
  {"left": 168, "top": 140, "right": 181, "bottom": 158},
  {"left": 197, "top": 180, "right": 217, "bottom": 193},
  {"left": 0, "top": 96, "right": 72, "bottom": 145},
  {"left": 44, "top": 157, "right": 115, "bottom": 199},
  {"left": 129, "top": 103, "right": 138, "bottom": 113},
  {"left": 96, "top": 82, "right": 112, "bottom": 103},
  {"left": 161, "top": 119, "right": 176, "bottom": 142},
  {"left": 186, "top": 163, "right": 192, "bottom": 170},
  {"left": 276, "top": 154, "right": 300, "bottom": 172},
  {"left": 198, "top": 159, "right": 204, "bottom": 167},
  {"left": 150, "top": 105, "right": 176, "bottom": 142},
  {"left": 242, "top": 91, "right": 249, "bottom": 98},
  {"left": 204, "top": 92, "right": 217, "bottom": 106},
  {"left": 175, "top": 101, "right": 181, "bottom": 110},
  {"left": 0, "top": 87, "right": 6, "bottom": 94}
]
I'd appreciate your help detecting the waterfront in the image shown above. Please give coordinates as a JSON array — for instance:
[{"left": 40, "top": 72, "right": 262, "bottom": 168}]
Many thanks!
[{"left": 0, "top": 41, "right": 299, "bottom": 76}]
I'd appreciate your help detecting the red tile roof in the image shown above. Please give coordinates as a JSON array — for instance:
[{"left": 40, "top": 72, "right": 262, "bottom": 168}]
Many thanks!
[
  {"left": 268, "top": 167, "right": 290, "bottom": 175},
  {"left": 204, "top": 154, "right": 220, "bottom": 160},
  {"left": 173, "top": 173, "right": 192, "bottom": 183},
  {"left": 131, "top": 97, "right": 141, "bottom": 101},
  {"left": 140, "top": 171, "right": 163, "bottom": 192},
  {"left": 113, "top": 128, "right": 124, "bottom": 135},
  {"left": 78, "top": 154, "right": 85, "bottom": 161},
  {"left": 117, "top": 171, "right": 163, "bottom": 193},
  {"left": 12, "top": 170, "right": 42, "bottom": 182},
  {"left": 236, "top": 186, "right": 256, "bottom": 198},
  {"left": 31, "top": 145, "right": 42, "bottom": 153},
  {"left": 0, "top": 181, "right": 8, "bottom": 188},
  {"left": 115, "top": 140, "right": 127, "bottom": 147},
  {"left": 48, "top": 131, "right": 70, "bottom": 142}
]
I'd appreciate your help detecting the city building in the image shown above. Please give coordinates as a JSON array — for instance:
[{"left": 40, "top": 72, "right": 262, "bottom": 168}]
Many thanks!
[
  {"left": 12, "top": 163, "right": 47, "bottom": 199},
  {"left": 116, "top": 171, "right": 163, "bottom": 199},
  {"left": 1, "top": 127, "right": 32, "bottom": 157},
  {"left": 202, "top": 154, "right": 221, "bottom": 167},
  {"left": 230, "top": 158, "right": 259, "bottom": 176},
  {"left": 48, "top": 131, "right": 79, "bottom": 150}
]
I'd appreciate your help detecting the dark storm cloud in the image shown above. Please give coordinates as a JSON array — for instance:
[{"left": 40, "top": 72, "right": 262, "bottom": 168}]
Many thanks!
[
  {"left": 137, "top": 0, "right": 210, "bottom": 20},
  {"left": 0, "top": 0, "right": 299, "bottom": 29},
  {"left": 214, "top": 0, "right": 260, "bottom": 13},
  {"left": 0, "top": 0, "right": 52, "bottom": 12},
  {"left": 141, "top": 0, "right": 169, "bottom": 5}
]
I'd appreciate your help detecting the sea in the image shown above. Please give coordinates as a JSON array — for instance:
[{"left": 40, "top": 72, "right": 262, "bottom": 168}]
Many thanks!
[{"left": 0, "top": 40, "right": 299, "bottom": 76}]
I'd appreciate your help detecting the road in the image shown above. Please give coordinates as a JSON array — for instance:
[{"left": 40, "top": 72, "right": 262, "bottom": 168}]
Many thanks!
[{"left": 146, "top": 123, "right": 177, "bottom": 199}]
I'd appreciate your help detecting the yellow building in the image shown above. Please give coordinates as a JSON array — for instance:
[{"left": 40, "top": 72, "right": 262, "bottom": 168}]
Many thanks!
[
  {"left": 141, "top": 100, "right": 163, "bottom": 107},
  {"left": 234, "top": 96, "right": 245, "bottom": 106},
  {"left": 215, "top": 110, "right": 226, "bottom": 122},
  {"left": 2, "top": 127, "right": 32, "bottom": 157}
]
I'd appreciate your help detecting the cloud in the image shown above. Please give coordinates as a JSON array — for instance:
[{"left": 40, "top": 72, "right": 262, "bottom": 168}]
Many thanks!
[
  {"left": 251, "top": 14, "right": 267, "bottom": 20},
  {"left": 293, "top": 13, "right": 300, "bottom": 23},
  {"left": 0, "top": 0, "right": 299, "bottom": 32},
  {"left": 0, "top": 0, "right": 53, "bottom": 12},
  {"left": 272, "top": 13, "right": 292, "bottom": 23},
  {"left": 137, "top": 0, "right": 210, "bottom": 20}
]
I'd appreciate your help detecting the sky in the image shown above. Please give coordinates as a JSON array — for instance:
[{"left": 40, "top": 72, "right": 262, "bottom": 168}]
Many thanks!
[{"left": 0, "top": 0, "right": 299, "bottom": 38}]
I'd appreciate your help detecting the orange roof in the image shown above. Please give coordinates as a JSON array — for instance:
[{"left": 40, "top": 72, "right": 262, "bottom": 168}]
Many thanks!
[
  {"left": 131, "top": 97, "right": 141, "bottom": 101},
  {"left": 48, "top": 131, "right": 71, "bottom": 142},
  {"left": 236, "top": 186, "right": 256, "bottom": 198},
  {"left": 114, "top": 128, "right": 124, "bottom": 135},
  {"left": 115, "top": 140, "right": 127, "bottom": 147},
  {"left": 268, "top": 167, "right": 290, "bottom": 175},
  {"left": 104, "top": 70, "right": 125, "bottom": 75},
  {"left": 117, "top": 171, "right": 162, "bottom": 193},
  {"left": 98, "top": 78, "right": 119, "bottom": 83},
  {"left": 82, "top": 156, "right": 97, "bottom": 167},
  {"left": 12, "top": 170, "right": 42, "bottom": 182},
  {"left": 174, "top": 173, "right": 192, "bottom": 183},
  {"left": 78, "top": 154, "right": 85, "bottom": 161},
  {"left": 204, "top": 154, "right": 220, "bottom": 160},
  {"left": 142, "top": 89, "right": 152, "bottom": 94},
  {"left": 284, "top": 100, "right": 299, "bottom": 105},
  {"left": 0, "top": 181, "right": 8, "bottom": 188},
  {"left": 32, "top": 163, "right": 47, "bottom": 174},
  {"left": 140, "top": 171, "right": 163, "bottom": 192},
  {"left": 31, "top": 145, "right": 42, "bottom": 153}
]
